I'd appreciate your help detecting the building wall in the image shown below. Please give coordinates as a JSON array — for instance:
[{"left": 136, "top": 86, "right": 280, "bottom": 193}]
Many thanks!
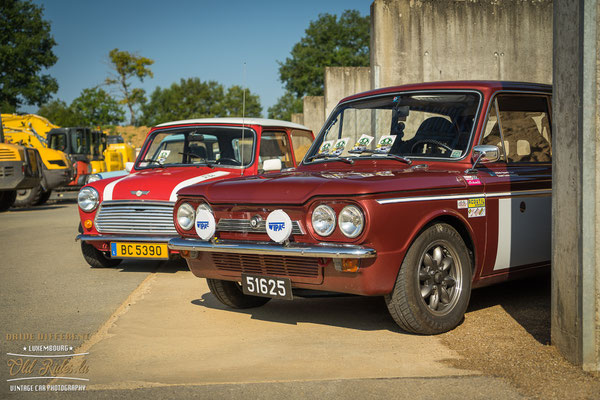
[{"left": 370, "top": 0, "right": 553, "bottom": 89}]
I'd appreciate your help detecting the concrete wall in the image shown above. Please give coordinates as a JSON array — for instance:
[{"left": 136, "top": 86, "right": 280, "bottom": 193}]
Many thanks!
[
  {"left": 302, "top": 96, "right": 325, "bottom": 135},
  {"left": 291, "top": 113, "right": 304, "bottom": 126},
  {"left": 552, "top": 0, "right": 600, "bottom": 371},
  {"left": 370, "top": 0, "right": 553, "bottom": 89},
  {"left": 324, "top": 67, "right": 372, "bottom": 117}
]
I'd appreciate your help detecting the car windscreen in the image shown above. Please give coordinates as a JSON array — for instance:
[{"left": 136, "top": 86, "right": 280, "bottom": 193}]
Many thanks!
[
  {"left": 305, "top": 91, "right": 481, "bottom": 162},
  {"left": 136, "top": 126, "right": 256, "bottom": 169}
]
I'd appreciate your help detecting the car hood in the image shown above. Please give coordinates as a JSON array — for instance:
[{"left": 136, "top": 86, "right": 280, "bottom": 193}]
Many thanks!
[
  {"left": 179, "top": 165, "right": 469, "bottom": 205},
  {"left": 89, "top": 167, "right": 238, "bottom": 202}
]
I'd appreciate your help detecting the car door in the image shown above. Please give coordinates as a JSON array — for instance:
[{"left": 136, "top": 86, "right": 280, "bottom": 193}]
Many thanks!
[{"left": 478, "top": 92, "right": 553, "bottom": 276}]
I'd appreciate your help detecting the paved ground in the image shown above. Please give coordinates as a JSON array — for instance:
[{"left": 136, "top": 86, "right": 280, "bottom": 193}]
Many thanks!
[{"left": 0, "top": 202, "right": 527, "bottom": 399}]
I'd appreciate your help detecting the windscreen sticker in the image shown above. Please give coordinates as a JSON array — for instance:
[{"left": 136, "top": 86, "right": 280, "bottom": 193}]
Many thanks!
[
  {"left": 450, "top": 150, "right": 462, "bottom": 158},
  {"left": 351, "top": 134, "right": 374, "bottom": 152},
  {"left": 157, "top": 150, "right": 170, "bottom": 163},
  {"left": 332, "top": 138, "right": 349, "bottom": 155},
  {"left": 318, "top": 140, "right": 334, "bottom": 154},
  {"left": 376, "top": 135, "right": 397, "bottom": 153},
  {"left": 463, "top": 175, "right": 482, "bottom": 186}
]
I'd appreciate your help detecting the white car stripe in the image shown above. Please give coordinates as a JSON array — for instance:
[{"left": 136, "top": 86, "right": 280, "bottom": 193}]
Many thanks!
[
  {"left": 103, "top": 175, "right": 132, "bottom": 201},
  {"left": 169, "top": 171, "right": 230, "bottom": 202}
]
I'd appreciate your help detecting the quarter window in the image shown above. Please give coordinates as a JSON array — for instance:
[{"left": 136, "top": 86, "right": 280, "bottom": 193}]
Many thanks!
[{"left": 259, "top": 131, "right": 293, "bottom": 170}]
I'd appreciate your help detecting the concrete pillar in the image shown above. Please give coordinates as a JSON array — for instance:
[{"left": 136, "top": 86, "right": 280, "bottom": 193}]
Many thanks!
[
  {"left": 324, "top": 67, "right": 371, "bottom": 117},
  {"left": 302, "top": 96, "right": 325, "bottom": 135},
  {"left": 370, "top": 0, "right": 553, "bottom": 88},
  {"left": 552, "top": 0, "right": 600, "bottom": 371},
  {"left": 290, "top": 113, "right": 304, "bottom": 125}
]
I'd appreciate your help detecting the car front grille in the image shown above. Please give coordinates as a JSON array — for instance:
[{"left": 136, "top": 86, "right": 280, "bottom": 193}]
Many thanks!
[
  {"left": 95, "top": 201, "right": 177, "bottom": 235},
  {"left": 216, "top": 218, "right": 304, "bottom": 235},
  {"left": 211, "top": 253, "right": 322, "bottom": 283}
]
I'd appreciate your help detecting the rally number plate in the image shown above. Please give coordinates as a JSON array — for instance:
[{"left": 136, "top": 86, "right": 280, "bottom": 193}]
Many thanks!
[
  {"left": 110, "top": 242, "right": 169, "bottom": 259},
  {"left": 242, "top": 274, "right": 293, "bottom": 300}
]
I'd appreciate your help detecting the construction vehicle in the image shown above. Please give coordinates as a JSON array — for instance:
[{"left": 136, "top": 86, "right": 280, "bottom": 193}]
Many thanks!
[
  {"left": 0, "top": 116, "right": 44, "bottom": 211},
  {"left": 1, "top": 114, "right": 73, "bottom": 206},
  {"left": 105, "top": 134, "right": 136, "bottom": 172}
]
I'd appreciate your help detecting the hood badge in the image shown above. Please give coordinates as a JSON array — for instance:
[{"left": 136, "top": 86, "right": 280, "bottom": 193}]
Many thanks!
[{"left": 132, "top": 190, "right": 150, "bottom": 197}]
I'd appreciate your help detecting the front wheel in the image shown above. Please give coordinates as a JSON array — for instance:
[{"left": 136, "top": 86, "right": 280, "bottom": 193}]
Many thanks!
[
  {"left": 81, "top": 241, "right": 122, "bottom": 268},
  {"left": 13, "top": 185, "right": 42, "bottom": 207},
  {"left": 385, "top": 223, "right": 472, "bottom": 334},
  {"left": 207, "top": 278, "right": 271, "bottom": 308}
]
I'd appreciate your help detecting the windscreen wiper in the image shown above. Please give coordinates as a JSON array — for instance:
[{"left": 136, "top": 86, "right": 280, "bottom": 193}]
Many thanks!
[
  {"left": 140, "top": 159, "right": 164, "bottom": 168},
  {"left": 348, "top": 149, "right": 412, "bottom": 165},
  {"left": 305, "top": 153, "right": 354, "bottom": 164}
]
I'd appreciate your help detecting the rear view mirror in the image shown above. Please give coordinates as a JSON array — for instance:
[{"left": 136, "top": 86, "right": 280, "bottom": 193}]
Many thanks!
[
  {"left": 465, "top": 145, "right": 500, "bottom": 174},
  {"left": 263, "top": 158, "right": 282, "bottom": 172}
]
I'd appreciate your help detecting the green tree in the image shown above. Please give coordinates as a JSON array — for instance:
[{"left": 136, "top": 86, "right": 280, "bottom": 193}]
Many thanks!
[
  {"left": 271, "top": 10, "right": 369, "bottom": 119},
  {"left": 0, "top": 0, "right": 58, "bottom": 112},
  {"left": 69, "top": 87, "right": 125, "bottom": 126},
  {"left": 267, "top": 91, "right": 303, "bottom": 121},
  {"left": 140, "top": 78, "right": 262, "bottom": 126},
  {"left": 37, "top": 99, "right": 77, "bottom": 126},
  {"left": 105, "top": 48, "right": 153, "bottom": 125}
]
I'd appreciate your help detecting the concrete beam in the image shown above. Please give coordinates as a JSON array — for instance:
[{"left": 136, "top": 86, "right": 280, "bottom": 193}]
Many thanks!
[
  {"left": 291, "top": 113, "right": 304, "bottom": 126},
  {"left": 324, "top": 67, "right": 371, "bottom": 117},
  {"left": 302, "top": 96, "right": 325, "bottom": 135},
  {"left": 552, "top": 0, "right": 600, "bottom": 371}
]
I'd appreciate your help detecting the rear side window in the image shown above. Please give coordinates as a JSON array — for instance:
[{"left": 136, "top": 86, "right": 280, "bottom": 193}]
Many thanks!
[{"left": 481, "top": 95, "right": 552, "bottom": 163}]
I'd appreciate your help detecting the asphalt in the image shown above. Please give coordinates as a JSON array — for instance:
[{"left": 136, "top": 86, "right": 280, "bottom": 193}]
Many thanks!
[{"left": 0, "top": 202, "right": 525, "bottom": 399}]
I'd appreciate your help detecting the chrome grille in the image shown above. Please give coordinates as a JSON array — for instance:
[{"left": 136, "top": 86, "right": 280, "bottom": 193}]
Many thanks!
[
  {"left": 217, "top": 218, "right": 304, "bottom": 235},
  {"left": 0, "top": 166, "right": 14, "bottom": 177},
  {"left": 95, "top": 201, "right": 177, "bottom": 235}
]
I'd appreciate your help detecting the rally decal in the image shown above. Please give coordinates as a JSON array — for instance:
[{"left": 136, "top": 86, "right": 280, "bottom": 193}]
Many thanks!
[{"left": 169, "top": 171, "right": 230, "bottom": 201}]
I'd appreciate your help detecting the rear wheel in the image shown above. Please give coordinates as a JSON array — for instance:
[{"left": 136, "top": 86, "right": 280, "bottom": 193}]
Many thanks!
[
  {"left": 0, "top": 190, "right": 16, "bottom": 211},
  {"left": 81, "top": 241, "right": 122, "bottom": 268},
  {"left": 13, "top": 185, "right": 42, "bottom": 207},
  {"left": 385, "top": 223, "right": 472, "bottom": 334},
  {"left": 207, "top": 278, "right": 271, "bottom": 308},
  {"left": 35, "top": 190, "right": 52, "bottom": 206}
]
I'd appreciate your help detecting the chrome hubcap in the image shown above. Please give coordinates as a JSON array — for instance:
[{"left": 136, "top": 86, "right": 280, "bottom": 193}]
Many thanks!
[{"left": 418, "top": 242, "right": 462, "bottom": 316}]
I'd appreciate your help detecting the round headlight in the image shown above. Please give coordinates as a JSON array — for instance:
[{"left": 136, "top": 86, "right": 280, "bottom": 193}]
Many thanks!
[
  {"left": 78, "top": 187, "right": 99, "bottom": 212},
  {"left": 197, "top": 202, "right": 212, "bottom": 214},
  {"left": 312, "top": 204, "right": 336, "bottom": 237},
  {"left": 338, "top": 205, "right": 364, "bottom": 238},
  {"left": 86, "top": 174, "right": 101, "bottom": 184},
  {"left": 177, "top": 202, "right": 195, "bottom": 231}
]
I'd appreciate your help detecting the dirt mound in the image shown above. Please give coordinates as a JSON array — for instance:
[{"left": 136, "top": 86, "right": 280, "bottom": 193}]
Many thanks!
[{"left": 106, "top": 126, "right": 150, "bottom": 148}]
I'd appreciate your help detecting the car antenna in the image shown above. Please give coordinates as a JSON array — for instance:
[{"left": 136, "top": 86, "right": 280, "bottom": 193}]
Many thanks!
[{"left": 240, "top": 62, "right": 246, "bottom": 177}]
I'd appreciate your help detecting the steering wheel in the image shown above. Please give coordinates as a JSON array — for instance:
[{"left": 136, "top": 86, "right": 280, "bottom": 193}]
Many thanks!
[
  {"left": 215, "top": 157, "right": 241, "bottom": 166},
  {"left": 411, "top": 139, "right": 453, "bottom": 154}
]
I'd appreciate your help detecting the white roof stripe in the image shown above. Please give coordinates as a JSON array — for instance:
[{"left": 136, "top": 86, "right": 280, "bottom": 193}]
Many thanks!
[{"left": 155, "top": 117, "right": 310, "bottom": 131}]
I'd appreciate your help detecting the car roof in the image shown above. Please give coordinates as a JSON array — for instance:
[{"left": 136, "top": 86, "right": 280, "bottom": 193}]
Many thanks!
[
  {"left": 155, "top": 117, "right": 310, "bottom": 131},
  {"left": 339, "top": 80, "right": 552, "bottom": 104}
]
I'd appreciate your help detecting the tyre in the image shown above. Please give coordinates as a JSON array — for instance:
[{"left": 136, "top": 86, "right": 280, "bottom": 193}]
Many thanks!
[
  {"left": 13, "top": 185, "right": 42, "bottom": 207},
  {"left": 207, "top": 278, "right": 271, "bottom": 308},
  {"left": 0, "top": 191, "right": 16, "bottom": 211},
  {"left": 35, "top": 190, "right": 52, "bottom": 206},
  {"left": 385, "top": 223, "right": 472, "bottom": 334},
  {"left": 81, "top": 241, "right": 122, "bottom": 268}
]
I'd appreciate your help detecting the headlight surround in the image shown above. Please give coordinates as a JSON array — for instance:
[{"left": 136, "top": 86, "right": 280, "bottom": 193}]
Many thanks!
[
  {"left": 338, "top": 205, "right": 364, "bottom": 238},
  {"left": 177, "top": 202, "right": 195, "bottom": 231},
  {"left": 311, "top": 204, "right": 336, "bottom": 237},
  {"left": 78, "top": 187, "right": 99, "bottom": 212}
]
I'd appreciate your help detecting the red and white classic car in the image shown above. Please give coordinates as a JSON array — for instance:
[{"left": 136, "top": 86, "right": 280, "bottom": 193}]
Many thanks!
[
  {"left": 76, "top": 118, "right": 313, "bottom": 268},
  {"left": 169, "top": 82, "right": 552, "bottom": 334}
]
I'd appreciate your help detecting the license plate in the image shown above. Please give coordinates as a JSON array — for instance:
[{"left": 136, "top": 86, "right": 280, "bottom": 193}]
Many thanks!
[
  {"left": 110, "top": 242, "right": 169, "bottom": 259},
  {"left": 242, "top": 274, "right": 293, "bottom": 300}
]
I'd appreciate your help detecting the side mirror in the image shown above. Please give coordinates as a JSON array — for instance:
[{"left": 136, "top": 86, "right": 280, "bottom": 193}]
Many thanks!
[
  {"left": 125, "top": 162, "right": 134, "bottom": 172},
  {"left": 465, "top": 145, "right": 500, "bottom": 174},
  {"left": 263, "top": 158, "right": 282, "bottom": 172}
]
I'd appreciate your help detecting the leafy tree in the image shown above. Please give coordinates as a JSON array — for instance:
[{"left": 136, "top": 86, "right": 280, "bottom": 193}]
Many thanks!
[
  {"left": 69, "top": 87, "right": 125, "bottom": 126},
  {"left": 0, "top": 0, "right": 58, "bottom": 112},
  {"left": 105, "top": 48, "right": 153, "bottom": 125},
  {"left": 139, "top": 78, "right": 262, "bottom": 126},
  {"left": 271, "top": 10, "right": 369, "bottom": 119},
  {"left": 267, "top": 91, "right": 303, "bottom": 121},
  {"left": 37, "top": 99, "right": 78, "bottom": 126}
]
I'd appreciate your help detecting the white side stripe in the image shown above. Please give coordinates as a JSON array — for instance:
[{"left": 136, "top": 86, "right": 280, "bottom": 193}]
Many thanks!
[
  {"left": 376, "top": 189, "right": 552, "bottom": 205},
  {"left": 169, "top": 171, "right": 230, "bottom": 201}
]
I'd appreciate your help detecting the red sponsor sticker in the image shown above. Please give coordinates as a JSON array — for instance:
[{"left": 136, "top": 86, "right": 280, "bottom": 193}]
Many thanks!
[{"left": 463, "top": 176, "right": 482, "bottom": 186}]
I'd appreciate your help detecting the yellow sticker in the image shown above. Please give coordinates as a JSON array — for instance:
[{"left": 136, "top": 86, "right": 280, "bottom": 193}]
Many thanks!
[{"left": 468, "top": 198, "right": 485, "bottom": 208}]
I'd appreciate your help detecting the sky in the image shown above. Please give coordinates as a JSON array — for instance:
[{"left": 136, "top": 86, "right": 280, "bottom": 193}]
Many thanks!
[{"left": 27, "top": 0, "right": 372, "bottom": 118}]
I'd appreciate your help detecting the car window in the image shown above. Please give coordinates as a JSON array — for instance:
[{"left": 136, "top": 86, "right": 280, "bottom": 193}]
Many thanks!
[
  {"left": 482, "top": 95, "right": 552, "bottom": 163},
  {"left": 290, "top": 130, "right": 313, "bottom": 163},
  {"left": 259, "top": 131, "right": 293, "bottom": 170}
]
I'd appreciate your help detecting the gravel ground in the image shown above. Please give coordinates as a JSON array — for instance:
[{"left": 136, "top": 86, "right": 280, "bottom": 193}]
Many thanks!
[{"left": 440, "top": 274, "right": 600, "bottom": 400}]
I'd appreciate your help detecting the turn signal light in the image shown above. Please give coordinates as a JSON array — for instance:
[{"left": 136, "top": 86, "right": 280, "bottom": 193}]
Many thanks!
[
  {"left": 181, "top": 250, "right": 190, "bottom": 257},
  {"left": 84, "top": 219, "right": 93, "bottom": 229},
  {"left": 342, "top": 259, "right": 360, "bottom": 272}
]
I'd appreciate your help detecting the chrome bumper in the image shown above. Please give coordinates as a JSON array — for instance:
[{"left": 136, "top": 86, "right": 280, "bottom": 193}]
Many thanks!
[
  {"left": 168, "top": 238, "right": 377, "bottom": 259},
  {"left": 76, "top": 234, "right": 176, "bottom": 243}
]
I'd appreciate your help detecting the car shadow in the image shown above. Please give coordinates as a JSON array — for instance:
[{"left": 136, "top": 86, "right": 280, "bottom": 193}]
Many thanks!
[
  {"left": 467, "top": 273, "right": 551, "bottom": 344},
  {"left": 8, "top": 204, "right": 67, "bottom": 212},
  {"left": 113, "top": 258, "right": 189, "bottom": 273},
  {"left": 191, "top": 291, "right": 403, "bottom": 333}
]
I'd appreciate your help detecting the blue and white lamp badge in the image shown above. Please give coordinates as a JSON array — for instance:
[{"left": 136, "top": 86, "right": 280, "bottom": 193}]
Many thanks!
[
  {"left": 195, "top": 209, "right": 216, "bottom": 241},
  {"left": 266, "top": 210, "right": 292, "bottom": 243}
]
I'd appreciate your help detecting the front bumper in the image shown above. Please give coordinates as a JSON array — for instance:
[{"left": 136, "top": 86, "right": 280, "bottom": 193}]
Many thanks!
[
  {"left": 168, "top": 238, "right": 377, "bottom": 259},
  {"left": 77, "top": 234, "right": 176, "bottom": 243}
]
